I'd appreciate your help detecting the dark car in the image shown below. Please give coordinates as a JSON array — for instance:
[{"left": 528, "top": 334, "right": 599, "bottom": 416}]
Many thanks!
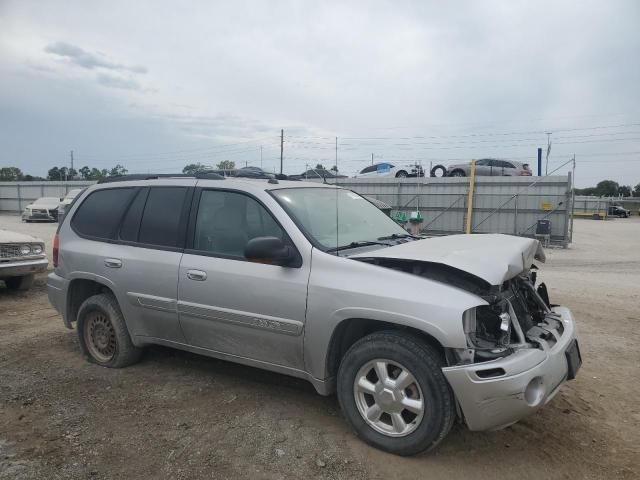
[
  {"left": 608, "top": 205, "right": 630, "bottom": 218},
  {"left": 289, "top": 169, "right": 348, "bottom": 180}
]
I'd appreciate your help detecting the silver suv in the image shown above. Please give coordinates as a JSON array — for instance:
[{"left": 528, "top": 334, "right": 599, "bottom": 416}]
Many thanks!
[{"left": 47, "top": 174, "right": 581, "bottom": 455}]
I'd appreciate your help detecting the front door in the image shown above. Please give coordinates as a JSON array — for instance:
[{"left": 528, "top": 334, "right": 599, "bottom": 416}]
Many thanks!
[{"left": 177, "top": 188, "right": 310, "bottom": 369}]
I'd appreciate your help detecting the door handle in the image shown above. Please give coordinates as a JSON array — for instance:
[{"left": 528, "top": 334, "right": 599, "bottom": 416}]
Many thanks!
[
  {"left": 186, "top": 270, "right": 207, "bottom": 281},
  {"left": 104, "top": 258, "right": 122, "bottom": 269}
]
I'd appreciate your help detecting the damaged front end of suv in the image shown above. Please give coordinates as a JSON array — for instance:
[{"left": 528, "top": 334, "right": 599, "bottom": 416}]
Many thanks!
[{"left": 354, "top": 234, "right": 581, "bottom": 432}]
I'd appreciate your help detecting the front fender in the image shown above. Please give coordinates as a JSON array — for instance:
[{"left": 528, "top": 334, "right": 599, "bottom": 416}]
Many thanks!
[{"left": 303, "top": 249, "right": 486, "bottom": 381}]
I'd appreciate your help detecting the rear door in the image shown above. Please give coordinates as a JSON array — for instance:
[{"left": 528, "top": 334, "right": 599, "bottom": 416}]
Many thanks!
[
  {"left": 110, "top": 185, "right": 194, "bottom": 341},
  {"left": 474, "top": 159, "right": 491, "bottom": 176},
  {"left": 177, "top": 188, "right": 310, "bottom": 369}
]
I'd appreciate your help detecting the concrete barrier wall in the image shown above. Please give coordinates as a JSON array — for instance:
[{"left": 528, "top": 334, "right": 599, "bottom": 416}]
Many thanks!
[
  {"left": 319, "top": 175, "right": 573, "bottom": 246},
  {"left": 0, "top": 181, "right": 96, "bottom": 213},
  {"left": 0, "top": 176, "right": 574, "bottom": 245}
]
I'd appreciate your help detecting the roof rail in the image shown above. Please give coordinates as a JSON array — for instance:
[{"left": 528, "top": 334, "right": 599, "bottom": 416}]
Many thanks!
[{"left": 97, "top": 172, "right": 225, "bottom": 184}]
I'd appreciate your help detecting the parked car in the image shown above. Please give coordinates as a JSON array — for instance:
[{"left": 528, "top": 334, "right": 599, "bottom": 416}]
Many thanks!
[
  {"left": 288, "top": 168, "right": 348, "bottom": 180},
  {"left": 22, "top": 196, "right": 61, "bottom": 222},
  {"left": 58, "top": 189, "right": 85, "bottom": 221},
  {"left": 209, "top": 166, "right": 276, "bottom": 179},
  {"left": 48, "top": 176, "right": 580, "bottom": 456},
  {"left": 607, "top": 205, "right": 630, "bottom": 218},
  {"left": 447, "top": 159, "right": 532, "bottom": 177},
  {"left": 1, "top": 229, "right": 48, "bottom": 290},
  {"left": 354, "top": 162, "right": 425, "bottom": 178}
]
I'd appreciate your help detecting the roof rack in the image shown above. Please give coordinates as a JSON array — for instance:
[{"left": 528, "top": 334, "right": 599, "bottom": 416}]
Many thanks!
[{"left": 97, "top": 172, "right": 225, "bottom": 184}]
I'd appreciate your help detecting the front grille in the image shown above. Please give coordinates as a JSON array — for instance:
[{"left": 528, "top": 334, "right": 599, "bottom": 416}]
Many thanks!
[
  {"left": 1, "top": 244, "right": 22, "bottom": 259},
  {"left": 0, "top": 244, "right": 44, "bottom": 262}
]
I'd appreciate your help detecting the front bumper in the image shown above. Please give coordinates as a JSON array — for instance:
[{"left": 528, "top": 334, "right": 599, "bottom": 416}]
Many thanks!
[
  {"left": 22, "top": 210, "right": 57, "bottom": 221},
  {"left": 0, "top": 258, "right": 49, "bottom": 279},
  {"left": 442, "top": 306, "right": 578, "bottom": 431}
]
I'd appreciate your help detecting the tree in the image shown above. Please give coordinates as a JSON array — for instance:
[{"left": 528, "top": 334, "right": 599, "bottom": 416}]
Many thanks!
[
  {"left": 47, "top": 167, "right": 61, "bottom": 180},
  {"left": 109, "top": 164, "right": 128, "bottom": 176},
  {"left": 315, "top": 163, "right": 326, "bottom": 170},
  {"left": 594, "top": 180, "right": 619, "bottom": 197},
  {"left": 0, "top": 167, "right": 24, "bottom": 181},
  {"left": 330, "top": 165, "right": 338, "bottom": 172},
  {"left": 216, "top": 160, "right": 235, "bottom": 170},
  {"left": 183, "top": 163, "right": 207, "bottom": 175},
  {"left": 618, "top": 185, "right": 632, "bottom": 197},
  {"left": 79, "top": 166, "right": 91, "bottom": 179},
  {"left": 89, "top": 168, "right": 107, "bottom": 180},
  {"left": 633, "top": 183, "right": 640, "bottom": 197}
]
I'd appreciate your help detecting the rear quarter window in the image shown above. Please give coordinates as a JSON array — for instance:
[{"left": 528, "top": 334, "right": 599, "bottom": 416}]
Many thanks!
[{"left": 71, "top": 188, "right": 137, "bottom": 240}]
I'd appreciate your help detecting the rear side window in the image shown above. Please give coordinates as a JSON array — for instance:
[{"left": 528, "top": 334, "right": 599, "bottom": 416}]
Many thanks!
[
  {"left": 71, "top": 188, "right": 137, "bottom": 239},
  {"left": 138, "top": 187, "right": 188, "bottom": 247}
]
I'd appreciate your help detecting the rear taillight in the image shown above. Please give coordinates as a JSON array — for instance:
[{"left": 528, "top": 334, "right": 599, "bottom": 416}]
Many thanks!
[
  {"left": 53, "top": 233, "right": 59, "bottom": 267},
  {"left": 520, "top": 171, "right": 532, "bottom": 176}
]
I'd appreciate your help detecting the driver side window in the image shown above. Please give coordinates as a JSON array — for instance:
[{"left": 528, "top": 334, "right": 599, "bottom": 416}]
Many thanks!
[{"left": 194, "top": 190, "right": 285, "bottom": 258}]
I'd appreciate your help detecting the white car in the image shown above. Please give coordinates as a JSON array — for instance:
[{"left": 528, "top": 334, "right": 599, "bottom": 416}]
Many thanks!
[
  {"left": 354, "top": 162, "right": 425, "bottom": 178},
  {"left": 0, "top": 229, "right": 48, "bottom": 290},
  {"left": 22, "top": 197, "right": 61, "bottom": 222},
  {"left": 58, "top": 189, "right": 84, "bottom": 221}
]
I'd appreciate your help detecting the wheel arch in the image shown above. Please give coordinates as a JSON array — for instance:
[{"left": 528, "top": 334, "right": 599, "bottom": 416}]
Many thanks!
[
  {"left": 66, "top": 274, "right": 118, "bottom": 327},
  {"left": 324, "top": 317, "right": 447, "bottom": 392}
]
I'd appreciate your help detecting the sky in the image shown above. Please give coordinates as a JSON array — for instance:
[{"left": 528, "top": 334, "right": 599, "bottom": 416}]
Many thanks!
[{"left": 0, "top": 0, "right": 639, "bottom": 187}]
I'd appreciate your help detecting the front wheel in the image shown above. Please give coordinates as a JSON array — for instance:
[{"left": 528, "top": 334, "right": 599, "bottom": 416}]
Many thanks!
[
  {"left": 337, "top": 331, "right": 455, "bottom": 456},
  {"left": 449, "top": 169, "right": 466, "bottom": 177},
  {"left": 395, "top": 170, "right": 408, "bottom": 178}
]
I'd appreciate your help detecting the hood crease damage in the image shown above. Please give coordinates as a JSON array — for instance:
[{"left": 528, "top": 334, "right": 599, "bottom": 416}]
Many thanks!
[{"left": 353, "top": 234, "right": 545, "bottom": 288}]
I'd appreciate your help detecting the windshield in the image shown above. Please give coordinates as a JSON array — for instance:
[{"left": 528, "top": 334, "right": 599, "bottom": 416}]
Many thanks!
[{"left": 272, "top": 188, "right": 408, "bottom": 251}]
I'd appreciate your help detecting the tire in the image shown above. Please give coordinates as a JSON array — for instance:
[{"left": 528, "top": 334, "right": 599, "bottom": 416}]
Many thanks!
[
  {"left": 395, "top": 170, "right": 408, "bottom": 178},
  {"left": 430, "top": 165, "right": 447, "bottom": 177},
  {"left": 76, "top": 293, "right": 142, "bottom": 368},
  {"left": 337, "top": 331, "right": 455, "bottom": 456},
  {"left": 5, "top": 274, "right": 34, "bottom": 291},
  {"left": 449, "top": 169, "right": 466, "bottom": 177}
]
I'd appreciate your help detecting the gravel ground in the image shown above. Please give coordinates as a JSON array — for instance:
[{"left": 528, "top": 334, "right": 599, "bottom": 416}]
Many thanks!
[{"left": 0, "top": 214, "right": 638, "bottom": 479}]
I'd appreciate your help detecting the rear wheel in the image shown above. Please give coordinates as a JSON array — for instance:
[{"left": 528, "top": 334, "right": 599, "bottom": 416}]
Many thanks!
[
  {"left": 449, "top": 169, "right": 466, "bottom": 177},
  {"left": 77, "top": 293, "right": 142, "bottom": 368},
  {"left": 337, "top": 331, "right": 455, "bottom": 456},
  {"left": 430, "top": 165, "right": 447, "bottom": 177},
  {"left": 395, "top": 170, "right": 408, "bottom": 178},
  {"left": 5, "top": 274, "right": 34, "bottom": 291}
]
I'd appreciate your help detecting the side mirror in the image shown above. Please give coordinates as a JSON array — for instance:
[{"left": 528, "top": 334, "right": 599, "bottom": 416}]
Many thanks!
[{"left": 244, "top": 237, "right": 299, "bottom": 267}]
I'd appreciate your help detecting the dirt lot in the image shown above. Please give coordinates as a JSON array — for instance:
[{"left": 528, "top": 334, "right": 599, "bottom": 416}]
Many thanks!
[{"left": 1, "top": 214, "right": 639, "bottom": 479}]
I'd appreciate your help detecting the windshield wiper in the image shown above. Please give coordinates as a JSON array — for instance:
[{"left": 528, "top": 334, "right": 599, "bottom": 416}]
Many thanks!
[
  {"left": 326, "top": 240, "right": 392, "bottom": 253},
  {"left": 377, "top": 233, "right": 419, "bottom": 241}
]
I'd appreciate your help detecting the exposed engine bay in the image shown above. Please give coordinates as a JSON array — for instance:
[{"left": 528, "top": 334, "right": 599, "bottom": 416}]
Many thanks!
[
  {"left": 456, "top": 271, "right": 565, "bottom": 365},
  {"left": 355, "top": 257, "right": 566, "bottom": 367}
]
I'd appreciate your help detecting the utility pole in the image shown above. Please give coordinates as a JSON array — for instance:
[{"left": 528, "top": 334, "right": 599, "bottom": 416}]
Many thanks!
[
  {"left": 335, "top": 137, "right": 338, "bottom": 177},
  {"left": 371, "top": 153, "right": 374, "bottom": 165},
  {"left": 70, "top": 150, "right": 74, "bottom": 178},
  {"left": 545, "top": 132, "right": 552, "bottom": 175},
  {"left": 280, "top": 129, "right": 284, "bottom": 174},
  {"left": 260, "top": 146, "right": 263, "bottom": 169}
]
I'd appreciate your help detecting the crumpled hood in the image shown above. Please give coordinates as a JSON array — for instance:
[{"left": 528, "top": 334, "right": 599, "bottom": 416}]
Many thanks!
[{"left": 352, "top": 234, "right": 545, "bottom": 286}]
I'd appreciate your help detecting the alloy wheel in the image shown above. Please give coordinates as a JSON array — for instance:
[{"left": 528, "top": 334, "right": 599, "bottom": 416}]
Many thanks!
[{"left": 353, "top": 359, "right": 425, "bottom": 437}]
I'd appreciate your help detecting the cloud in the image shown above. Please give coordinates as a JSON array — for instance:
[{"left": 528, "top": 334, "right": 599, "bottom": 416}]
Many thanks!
[
  {"left": 96, "top": 73, "right": 142, "bottom": 91},
  {"left": 44, "top": 41, "right": 147, "bottom": 74}
]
